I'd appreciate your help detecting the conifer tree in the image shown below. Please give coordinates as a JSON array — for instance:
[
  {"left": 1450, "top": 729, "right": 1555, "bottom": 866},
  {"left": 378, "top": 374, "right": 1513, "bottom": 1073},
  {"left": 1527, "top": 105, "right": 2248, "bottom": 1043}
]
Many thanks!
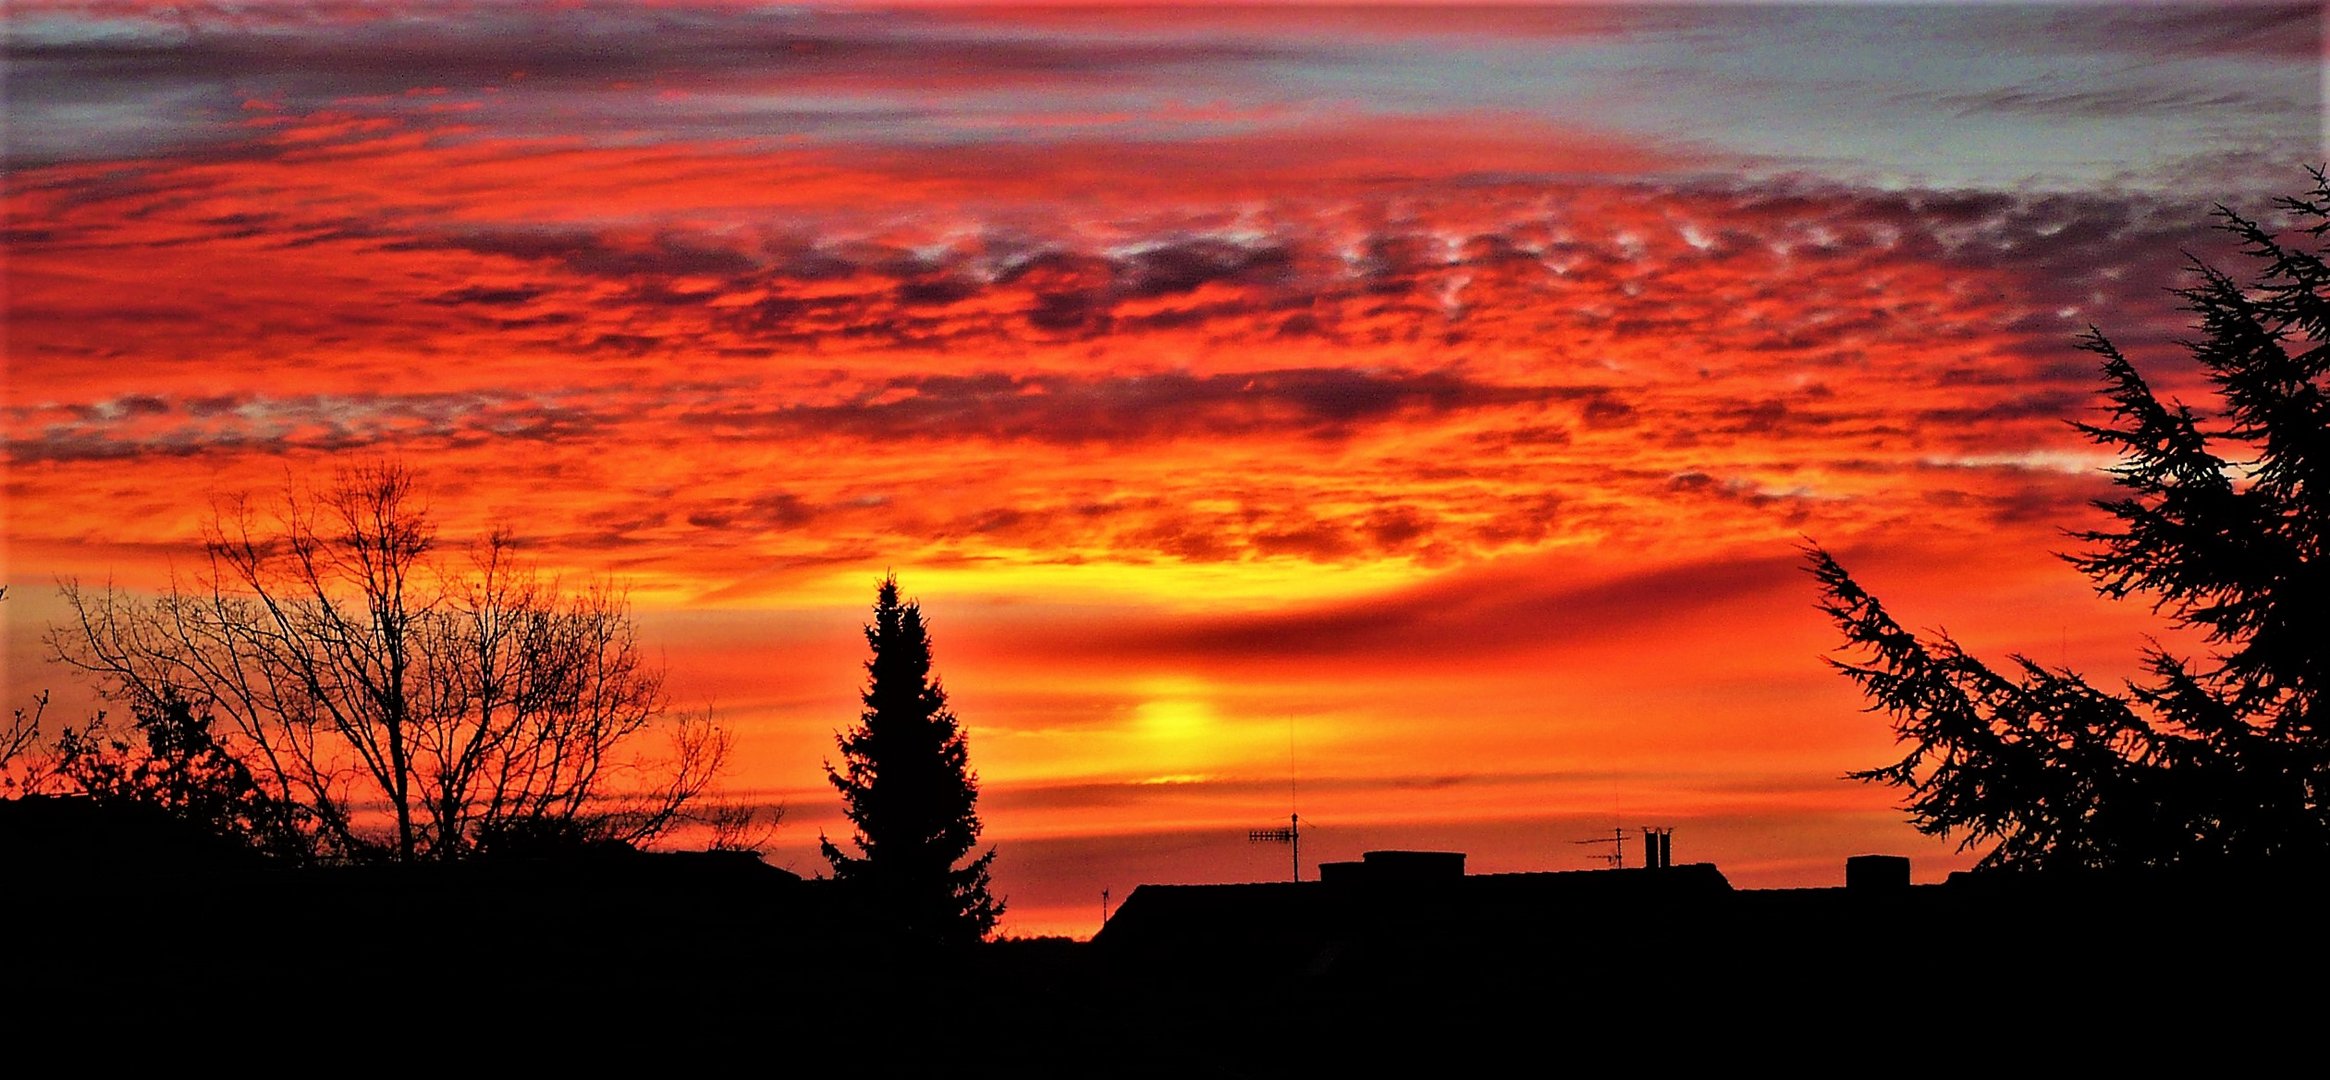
[
  {"left": 1811, "top": 170, "right": 2330, "bottom": 870},
  {"left": 821, "top": 573, "right": 1002, "bottom": 941}
]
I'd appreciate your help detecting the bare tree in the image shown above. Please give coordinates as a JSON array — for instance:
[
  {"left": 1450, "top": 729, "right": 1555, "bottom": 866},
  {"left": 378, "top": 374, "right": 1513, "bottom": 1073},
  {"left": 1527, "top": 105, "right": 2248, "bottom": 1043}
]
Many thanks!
[
  {"left": 0, "top": 689, "right": 43, "bottom": 785},
  {"left": 46, "top": 461, "right": 726, "bottom": 862},
  {"left": 701, "top": 798, "right": 785, "bottom": 855},
  {"left": 1, "top": 586, "right": 76, "bottom": 795}
]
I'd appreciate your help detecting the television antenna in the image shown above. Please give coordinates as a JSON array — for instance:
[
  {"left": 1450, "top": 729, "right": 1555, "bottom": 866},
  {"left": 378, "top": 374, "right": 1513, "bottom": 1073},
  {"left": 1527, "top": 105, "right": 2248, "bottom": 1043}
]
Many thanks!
[
  {"left": 1248, "top": 813, "right": 1302, "bottom": 882},
  {"left": 1572, "top": 826, "right": 1627, "bottom": 867},
  {"left": 1244, "top": 713, "right": 1305, "bottom": 882}
]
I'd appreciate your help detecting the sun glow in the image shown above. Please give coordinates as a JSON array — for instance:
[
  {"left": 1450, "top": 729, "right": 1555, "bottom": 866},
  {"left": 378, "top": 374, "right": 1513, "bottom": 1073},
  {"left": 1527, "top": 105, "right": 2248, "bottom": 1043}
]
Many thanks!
[{"left": 1134, "top": 697, "right": 1214, "bottom": 741}]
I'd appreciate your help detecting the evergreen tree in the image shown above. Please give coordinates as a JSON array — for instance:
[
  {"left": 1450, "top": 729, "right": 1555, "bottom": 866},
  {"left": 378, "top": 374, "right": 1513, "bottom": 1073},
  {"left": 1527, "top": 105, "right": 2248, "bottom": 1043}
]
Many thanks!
[
  {"left": 1811, "top": 170, "right": 2330, "bottom": 870},
  {"left": 820, "top": 573, "right": 1003, "bottom": 941}
]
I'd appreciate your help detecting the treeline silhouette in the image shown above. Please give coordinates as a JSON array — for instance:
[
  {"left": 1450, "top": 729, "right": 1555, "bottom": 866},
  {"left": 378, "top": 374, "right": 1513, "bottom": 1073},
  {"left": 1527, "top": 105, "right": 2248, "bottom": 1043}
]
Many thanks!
[
  {"left": 21, "top": 462, "right": 734, "bottom": 863},
  {"left": 6, "top": 475, "right": 997, "bottom": 941}
]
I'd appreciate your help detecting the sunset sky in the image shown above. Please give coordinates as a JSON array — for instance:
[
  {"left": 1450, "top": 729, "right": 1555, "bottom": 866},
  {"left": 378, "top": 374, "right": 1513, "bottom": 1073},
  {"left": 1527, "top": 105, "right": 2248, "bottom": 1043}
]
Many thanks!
[{"left": 4, "top": 2, "right": 2321, "bottom": 936}]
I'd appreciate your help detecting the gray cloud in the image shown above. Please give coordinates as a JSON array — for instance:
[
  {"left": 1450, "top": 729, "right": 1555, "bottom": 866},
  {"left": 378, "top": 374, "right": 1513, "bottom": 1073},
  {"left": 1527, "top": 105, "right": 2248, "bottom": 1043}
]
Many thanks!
[
  {"left": 681, "top": 368, "right": 1581, "bottom": 444},
  {"left": 3, "top": 3, "right": 1299, "bottom": 166},
  {"left": 3, "top": 389, "right": 609, "bottom": 464}
]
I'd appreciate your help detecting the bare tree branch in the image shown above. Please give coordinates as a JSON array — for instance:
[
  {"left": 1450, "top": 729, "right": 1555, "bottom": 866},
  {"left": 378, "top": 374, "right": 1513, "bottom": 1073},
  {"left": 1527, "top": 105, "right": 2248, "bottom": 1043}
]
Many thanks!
[{"left": 43, "top": 461, "right": 731, "bottom": 862}]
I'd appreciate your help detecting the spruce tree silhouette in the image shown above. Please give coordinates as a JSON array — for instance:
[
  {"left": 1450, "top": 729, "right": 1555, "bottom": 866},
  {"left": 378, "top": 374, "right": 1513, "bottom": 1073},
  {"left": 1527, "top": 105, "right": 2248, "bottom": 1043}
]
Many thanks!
[
  {"left": 1810, "top": 169, "right": 2330, "bottom": 871},
  {"left": 820, "top": 573, "right": 1002, "bottom": 942}
]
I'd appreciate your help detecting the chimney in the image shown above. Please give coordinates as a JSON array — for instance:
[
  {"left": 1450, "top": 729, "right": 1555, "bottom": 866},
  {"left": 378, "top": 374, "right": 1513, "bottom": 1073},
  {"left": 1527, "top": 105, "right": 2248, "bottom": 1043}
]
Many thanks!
[
  {"left": 1641, "top": 827, "right": 1672, "bottom": 869},
  {"left": 1846, "top": 854, "right": 1910, "bottom": 890},
  {"left": 1357, "top": 850, "right": 1466, "bottom": 881}
]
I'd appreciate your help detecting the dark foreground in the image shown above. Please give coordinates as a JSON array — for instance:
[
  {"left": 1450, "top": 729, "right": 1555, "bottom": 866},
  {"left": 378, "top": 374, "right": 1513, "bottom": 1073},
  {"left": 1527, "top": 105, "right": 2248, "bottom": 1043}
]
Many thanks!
[{"left": 10, "top": 826, "right": 2325, "bottom": 1073}]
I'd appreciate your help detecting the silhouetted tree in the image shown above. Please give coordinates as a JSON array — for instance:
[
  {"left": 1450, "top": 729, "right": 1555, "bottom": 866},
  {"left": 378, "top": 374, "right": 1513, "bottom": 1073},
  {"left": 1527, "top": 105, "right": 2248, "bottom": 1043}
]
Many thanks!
[
  {"left": 46, "top": 461, "right": 728, "bottom": 862},
  {"left": 0, "top": 691, "right": 46, "bottom": 795},
  {"left": 1, "top": 589, "right": 33, "bottom": 764},
  {"left": 1811, "top": 169, "right": 2330, "bottom": 870},
  {"left": 53, "top": 690, "right": 312, "bottom": 860},
  {"left": 0, "top": 586, "right": 63, "bottom": 796},
  {"left": 820, "top": 573, "right": 1002, "bottom": 941}
]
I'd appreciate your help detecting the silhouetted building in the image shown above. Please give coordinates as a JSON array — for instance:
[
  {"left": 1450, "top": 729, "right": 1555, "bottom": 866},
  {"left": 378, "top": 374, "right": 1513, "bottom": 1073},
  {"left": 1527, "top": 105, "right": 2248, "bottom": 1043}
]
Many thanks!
[
  {"left": 1316, "top": 849, "right": 1465, "bottom": 883},
  {"left": 1096, "top": 850, "right": 1734, "bottom": 978},
  {"left": 1095, "top": 843, "right": 2330, "bottom": 1049},
  {"left": 1847, "top": 853, "right": 1911, "bottom": 890}
]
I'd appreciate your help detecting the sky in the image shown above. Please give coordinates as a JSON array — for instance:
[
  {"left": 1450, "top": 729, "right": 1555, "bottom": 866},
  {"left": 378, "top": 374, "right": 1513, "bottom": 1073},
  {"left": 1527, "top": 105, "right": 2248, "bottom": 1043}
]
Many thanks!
[{"left": 3, "top": 1, "right": 2322, "bottom": 936}]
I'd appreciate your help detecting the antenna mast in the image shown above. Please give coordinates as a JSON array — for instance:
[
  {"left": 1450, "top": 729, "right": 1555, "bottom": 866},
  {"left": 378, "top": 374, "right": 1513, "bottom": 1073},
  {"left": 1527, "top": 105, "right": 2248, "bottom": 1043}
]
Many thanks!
[
  {"left": 1570, "top": 826, "right": 1627, "bottom": 867},
  {"left": 1247, "top": 814, "right": 1300, "bottom": 882},
  {"left": 1245, "top": 715, "right": 1303, "bottom": 882},
  {"left": 1572, "top": 826, "right": 1675, "bottom": 868},
  {"left": 1248, "top": 712, "right": 1304, "bottom": 879}
]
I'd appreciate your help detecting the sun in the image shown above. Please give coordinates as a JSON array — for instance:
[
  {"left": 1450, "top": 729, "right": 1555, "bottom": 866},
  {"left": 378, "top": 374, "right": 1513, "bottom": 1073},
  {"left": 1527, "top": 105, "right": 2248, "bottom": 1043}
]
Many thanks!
[{"left": 1133, "top": 698, "right": 1216, "bottom": 742}]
